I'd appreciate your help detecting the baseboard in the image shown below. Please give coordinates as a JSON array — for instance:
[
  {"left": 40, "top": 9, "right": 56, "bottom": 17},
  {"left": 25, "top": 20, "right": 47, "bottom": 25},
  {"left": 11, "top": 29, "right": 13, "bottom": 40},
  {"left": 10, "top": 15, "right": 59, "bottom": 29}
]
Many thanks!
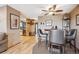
[
  {"left": 0, "top": 42, "right": 21, "bottom": 53},
  {"left": 8, "top": 42, "right": 21, "bottom": 49}
]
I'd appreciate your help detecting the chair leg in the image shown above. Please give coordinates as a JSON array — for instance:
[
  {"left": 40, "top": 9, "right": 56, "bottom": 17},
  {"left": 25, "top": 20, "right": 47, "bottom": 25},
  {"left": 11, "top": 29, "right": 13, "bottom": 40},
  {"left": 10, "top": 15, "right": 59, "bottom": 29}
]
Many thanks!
[
  {"left": 49, "top": 43, "right": 52, "bottom": 53},
  {"left": 46, "top": 40, "right": 48, "bottom": 47},
  {"left": 60, "top": 46, "right": 64, "bottom": 54},
  {"left": 38, "top": 38, "right": 41, "bottom": 48},
  {"left": 64, "top": 40, "right": 66, "bottom": 53},
  {"left": 74, "top": 40, "right": 76, "bottom": 53},
  {"left": 60, "top": 46, "right": 62, "bottom": 54},
  {"left": 70, "top": 41, "right": 72, "bottom": 48},
  {"left": 63, "top": 45, "right": 66, "bottom": 53},
  {"left": 46, "top": 35, "right": 48, "bottom": 47},
  {"left": 49, "top": 43, "right": 51, "bottom": 48}
]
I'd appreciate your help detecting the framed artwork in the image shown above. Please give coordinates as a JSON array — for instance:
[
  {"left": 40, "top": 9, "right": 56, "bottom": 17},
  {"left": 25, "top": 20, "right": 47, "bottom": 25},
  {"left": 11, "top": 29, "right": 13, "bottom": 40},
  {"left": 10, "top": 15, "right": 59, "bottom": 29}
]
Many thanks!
[
  {"left": 46, "top": 20, "right": 52, "bottom": 26},
  {"left": 10, "top": 13, "right": 20, "bottom": 29},
  {"left": 76, "top": 14, "right": 79, "bottom": 25}
]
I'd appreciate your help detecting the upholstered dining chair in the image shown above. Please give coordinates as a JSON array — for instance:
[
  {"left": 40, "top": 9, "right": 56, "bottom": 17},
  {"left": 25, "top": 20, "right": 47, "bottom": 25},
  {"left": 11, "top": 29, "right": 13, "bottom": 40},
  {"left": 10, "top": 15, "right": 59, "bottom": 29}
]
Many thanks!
[
  {"left": 49, "top": 30, "right": 65, "bottom": 53},
  {"left": 37, "top": 29, "right": 48, "bottom": 47},
  {"left": 65, "top": 29, "right": 77, "bottom": 53}
]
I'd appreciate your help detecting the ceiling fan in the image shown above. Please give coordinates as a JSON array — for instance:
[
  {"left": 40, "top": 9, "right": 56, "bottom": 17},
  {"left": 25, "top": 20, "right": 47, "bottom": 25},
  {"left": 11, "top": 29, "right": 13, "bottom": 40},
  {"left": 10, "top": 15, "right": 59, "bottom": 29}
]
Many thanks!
[{"left": 42, "top": 5, "right": 63, "bottom": 15}]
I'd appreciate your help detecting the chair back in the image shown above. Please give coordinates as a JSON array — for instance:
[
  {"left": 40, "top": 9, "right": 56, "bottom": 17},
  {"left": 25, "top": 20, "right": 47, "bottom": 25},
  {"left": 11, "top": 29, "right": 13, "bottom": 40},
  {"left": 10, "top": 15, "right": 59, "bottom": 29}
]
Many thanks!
[
  {"left": 49, "top": 30, "right": 64, "bottom": 44},
  {"left": 39, "top": 29, "right": 43, "bottom": 34},
  {"left": 71, "top": 29, "right": 77, "bottom": 39},
  {"left": 37, "top": 29, "right": 43, "bottom": 37}
]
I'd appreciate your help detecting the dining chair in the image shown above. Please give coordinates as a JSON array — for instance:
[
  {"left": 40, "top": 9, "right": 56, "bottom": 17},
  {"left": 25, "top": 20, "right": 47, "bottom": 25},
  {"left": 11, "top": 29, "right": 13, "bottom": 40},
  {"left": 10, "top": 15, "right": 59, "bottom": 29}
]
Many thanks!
[
  {"left": 49, "top": 29, "right": 65, "bottom": 53},
  {"left": 37, "top": 29, "right": 48, "bottom": 47},
  {"left": 65, "top": 29, "right": 77, "bottom": 53}
]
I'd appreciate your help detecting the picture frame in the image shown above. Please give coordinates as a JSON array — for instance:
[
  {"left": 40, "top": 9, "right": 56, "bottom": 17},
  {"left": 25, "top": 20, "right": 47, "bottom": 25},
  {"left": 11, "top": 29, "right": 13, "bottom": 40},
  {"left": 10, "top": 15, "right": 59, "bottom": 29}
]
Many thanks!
[
  {"left": 76, "top": 14, "right": 79, "bottom": 25},
  {"left": 46, "top": 20, "right": 52, "bottom": 26},
  {"left": 10, "top": 13, "right": 20, "bottom": 29}
]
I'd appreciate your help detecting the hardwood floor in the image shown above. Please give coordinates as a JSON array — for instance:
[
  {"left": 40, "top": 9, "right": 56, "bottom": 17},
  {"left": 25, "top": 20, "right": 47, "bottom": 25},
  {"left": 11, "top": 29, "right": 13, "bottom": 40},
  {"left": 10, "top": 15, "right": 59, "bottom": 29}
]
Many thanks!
[
  {"left": 2, "top": 35, "right": 78, "bottom": 54},
  {"left": 2, "top": 36, "right": 37, "bottom": 54}
]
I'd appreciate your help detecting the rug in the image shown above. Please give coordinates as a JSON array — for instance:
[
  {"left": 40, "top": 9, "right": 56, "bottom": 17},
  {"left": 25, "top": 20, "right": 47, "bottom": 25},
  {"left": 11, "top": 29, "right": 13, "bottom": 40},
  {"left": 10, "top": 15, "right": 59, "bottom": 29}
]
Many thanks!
[
  {"left": 32, "top": 41, "right": 79, "bottom": 54},
  {"left": 32, "top": 41, "right": 49, "bottom": 54}
]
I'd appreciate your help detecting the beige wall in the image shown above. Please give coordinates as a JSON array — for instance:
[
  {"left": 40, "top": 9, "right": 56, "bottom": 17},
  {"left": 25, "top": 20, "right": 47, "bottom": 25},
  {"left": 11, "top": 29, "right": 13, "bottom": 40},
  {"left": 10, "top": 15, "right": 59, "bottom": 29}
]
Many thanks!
[
  {"left": 70, "top": 5, "right": 79, "bottom": 48},
  {"left": 7, "top": 6, "right": 21, "bottom": 47},
  {"left": 0, "top": 5, "right": 21, "bottom": 48},
  {"left": 0, "top": 6, "right": 7, "bottom": 33}
]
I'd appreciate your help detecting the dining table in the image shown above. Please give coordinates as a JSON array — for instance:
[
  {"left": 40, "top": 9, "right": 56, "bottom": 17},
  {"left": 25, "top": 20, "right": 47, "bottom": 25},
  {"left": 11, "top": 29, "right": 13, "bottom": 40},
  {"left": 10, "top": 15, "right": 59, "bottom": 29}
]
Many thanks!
[{"left": 44, "top": 29, "right": 51, "bottom": 31}]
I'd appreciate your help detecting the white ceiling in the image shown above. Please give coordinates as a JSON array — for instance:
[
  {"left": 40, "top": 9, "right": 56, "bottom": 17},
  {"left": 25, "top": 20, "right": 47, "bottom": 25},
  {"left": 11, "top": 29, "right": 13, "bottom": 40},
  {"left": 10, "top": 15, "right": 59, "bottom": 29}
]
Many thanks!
[{"left": 0, "top": 4, "right": 78, "bottom": 19}]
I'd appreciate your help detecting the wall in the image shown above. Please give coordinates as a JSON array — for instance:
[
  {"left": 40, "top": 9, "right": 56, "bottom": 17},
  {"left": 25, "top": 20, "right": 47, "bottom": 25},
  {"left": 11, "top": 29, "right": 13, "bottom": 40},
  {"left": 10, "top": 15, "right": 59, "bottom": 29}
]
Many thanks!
[
  {"left": 38, "top": 14, "right": 63, "bottom": 30},
  {"left": 7, "top": 6, "right": 21, "bottom": 47},
  {"left": 0, "top": 5, "right": 21, "bottom": 48},
  {"left": 0, "top": 6, "right": 7, "bottom": 33},
  {"left": 70, "top": 5, "right": 79, "bottom": 48}
]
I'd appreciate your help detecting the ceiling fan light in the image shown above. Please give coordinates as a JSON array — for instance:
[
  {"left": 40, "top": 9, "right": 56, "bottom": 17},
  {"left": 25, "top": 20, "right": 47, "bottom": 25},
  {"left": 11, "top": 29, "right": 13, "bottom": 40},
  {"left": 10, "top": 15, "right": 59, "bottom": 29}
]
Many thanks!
[{"left": 49, "top": 12, "right": 53, "bottom": 15}]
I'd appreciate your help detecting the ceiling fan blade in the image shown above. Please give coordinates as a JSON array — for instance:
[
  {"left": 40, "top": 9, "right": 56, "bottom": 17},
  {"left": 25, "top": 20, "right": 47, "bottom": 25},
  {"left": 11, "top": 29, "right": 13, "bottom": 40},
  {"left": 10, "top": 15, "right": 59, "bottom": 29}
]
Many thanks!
[
  {"left": 55, "top": 10, "right": 63, "bottom": 12},
  {"left": 42, "top": 10, "right": 48, "bottom": 12},
  {"left": 48, "top": 5, "right": 56, "bottom": 11},
  {"left": 53, "top": 5, "right": 56, "bottom": 10},
  {"left": 44, "top": 13, "right": 49, "bottom": 15},
  {"left": 49, "top": 7, "right": 52, "bottom": 11}
]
